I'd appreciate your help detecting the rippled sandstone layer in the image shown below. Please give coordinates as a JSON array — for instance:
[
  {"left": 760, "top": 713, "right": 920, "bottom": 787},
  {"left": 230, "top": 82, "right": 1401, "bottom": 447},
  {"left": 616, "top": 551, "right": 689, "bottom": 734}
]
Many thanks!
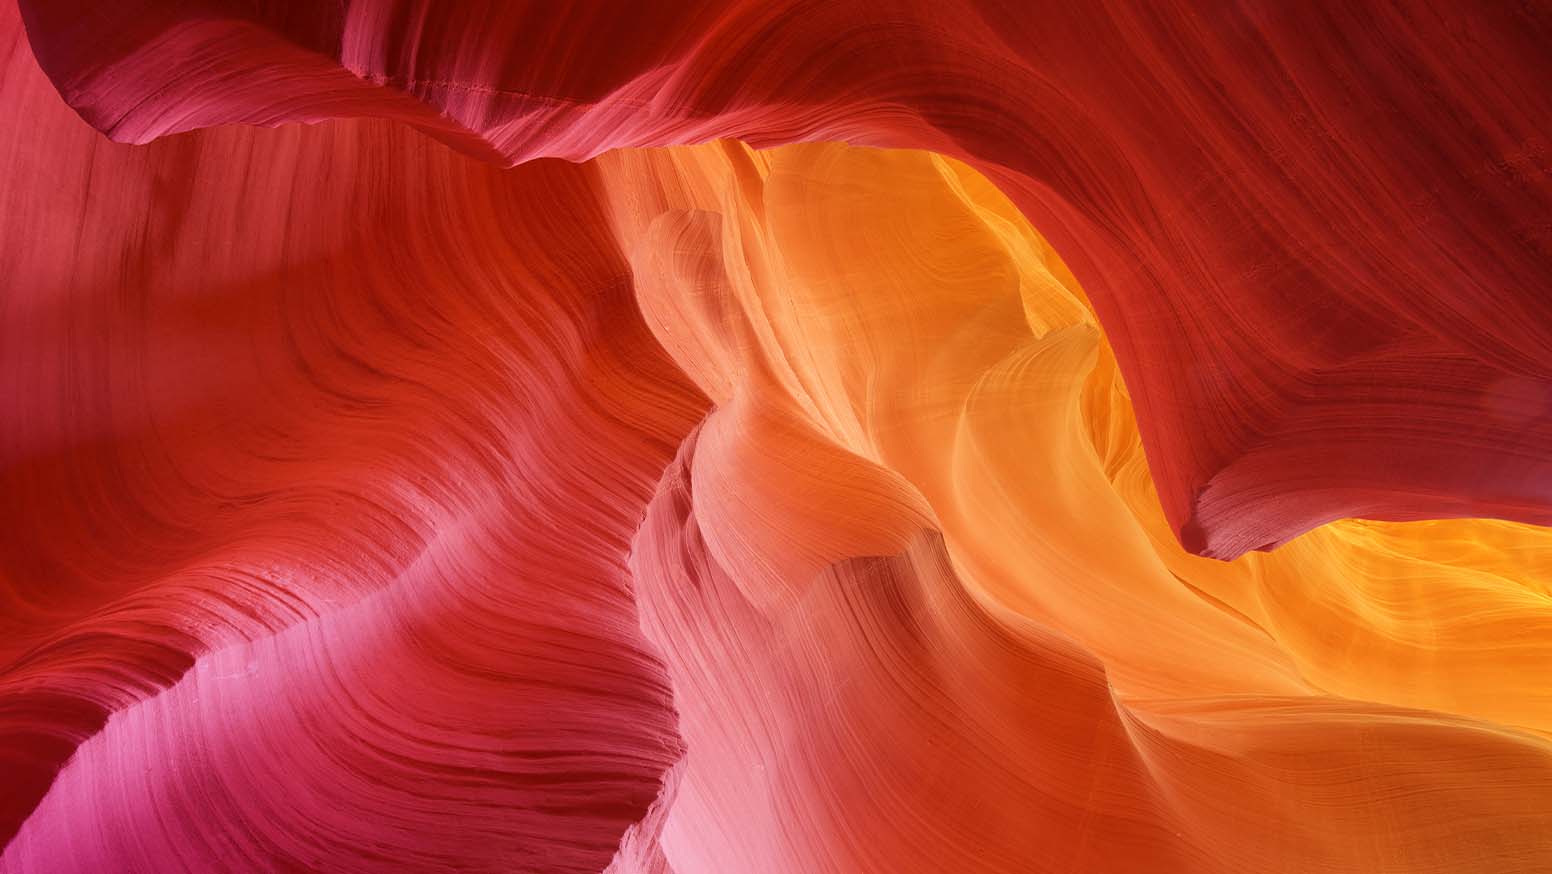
[{"left": 3, "top": 2, "right": 1551, "bottom": 872}]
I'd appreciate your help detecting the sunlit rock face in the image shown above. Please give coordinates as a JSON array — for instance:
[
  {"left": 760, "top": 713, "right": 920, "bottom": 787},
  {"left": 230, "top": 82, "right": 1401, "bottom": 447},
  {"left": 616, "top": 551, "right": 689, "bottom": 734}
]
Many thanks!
[{"left": 3, "top": 2, "right": 1552, "bottom": 873}]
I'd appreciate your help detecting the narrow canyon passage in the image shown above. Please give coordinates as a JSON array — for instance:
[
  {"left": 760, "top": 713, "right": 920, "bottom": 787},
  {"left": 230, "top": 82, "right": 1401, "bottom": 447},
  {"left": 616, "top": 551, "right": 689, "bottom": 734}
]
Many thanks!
[{"left": 3, "top": 2, "right": 1551, "bottom": 872}]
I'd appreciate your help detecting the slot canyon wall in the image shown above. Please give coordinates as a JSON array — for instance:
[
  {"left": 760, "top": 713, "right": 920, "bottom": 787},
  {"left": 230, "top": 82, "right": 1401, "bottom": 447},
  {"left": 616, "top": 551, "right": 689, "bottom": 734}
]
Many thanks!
[{"left": 2, "top": 2, "right": 1550, "bottom": 872}]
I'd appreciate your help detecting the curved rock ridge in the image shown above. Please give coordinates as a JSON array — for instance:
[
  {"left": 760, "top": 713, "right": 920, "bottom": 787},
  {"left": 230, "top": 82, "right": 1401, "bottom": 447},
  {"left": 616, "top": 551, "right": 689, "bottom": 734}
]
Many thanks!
[
  {"left": 15, "top": 0, "right": 1552, "bottom": 556},
  {"left": 603, "top": 143, "right": 1552, "bottom": 872},
  {"left": 1, "top": 10, "right": 708, "bottom": 869},
  {"left": 4, "top": 5, "right": 1552, "bottom": 871}
]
